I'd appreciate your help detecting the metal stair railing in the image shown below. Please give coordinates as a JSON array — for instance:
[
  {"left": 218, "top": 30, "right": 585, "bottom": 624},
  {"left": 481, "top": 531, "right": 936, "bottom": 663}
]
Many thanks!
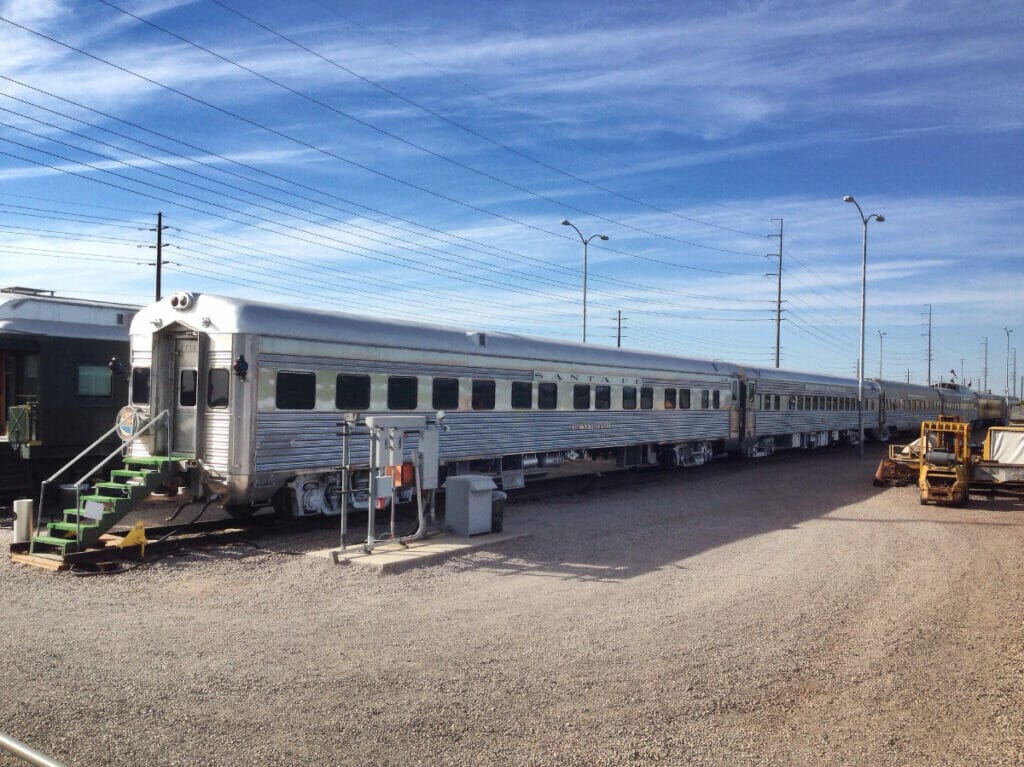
[
  {"left": 34, "top": 409, "right": 170, "bottom": 551},
  {"left": 0, "top": 730, "right": 66, "bottom": 767}
]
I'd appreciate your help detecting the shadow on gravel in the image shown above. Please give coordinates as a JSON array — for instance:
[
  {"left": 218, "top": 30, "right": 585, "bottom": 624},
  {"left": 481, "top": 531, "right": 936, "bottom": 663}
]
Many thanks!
[{"left": 442, "top": 443, "right": 904, "bottom": 582}]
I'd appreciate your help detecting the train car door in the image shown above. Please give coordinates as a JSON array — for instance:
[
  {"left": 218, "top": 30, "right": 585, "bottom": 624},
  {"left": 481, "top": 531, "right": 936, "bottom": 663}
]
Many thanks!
[{"left": 171, "top": 333, "right": 200, "bottom": 455}]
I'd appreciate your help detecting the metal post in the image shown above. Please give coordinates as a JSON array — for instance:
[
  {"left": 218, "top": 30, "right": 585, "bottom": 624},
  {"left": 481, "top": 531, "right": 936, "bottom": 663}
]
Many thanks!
[
  {"left": 843, "top": 196, "right": 884, "bottom": 459},
  {"left": 0, "top": 731, "right": 67, "bottom": 767},
  {"left": 877, "top": 330, "right": 886, "bottom": 379},
  {"left": 154, "top": 211, "right": 163, "bottom": 302},
  {"left": 561, "top": 220, "right": 608, "bottom": 344},
  {"left": 1005, "top": 327, "right": 1013, "bottom": 397}
]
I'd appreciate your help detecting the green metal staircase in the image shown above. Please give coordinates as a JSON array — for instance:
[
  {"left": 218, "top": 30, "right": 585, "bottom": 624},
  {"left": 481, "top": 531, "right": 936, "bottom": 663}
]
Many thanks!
[{"left": 30, "top": 456, "right": 173, "bottom": 558}]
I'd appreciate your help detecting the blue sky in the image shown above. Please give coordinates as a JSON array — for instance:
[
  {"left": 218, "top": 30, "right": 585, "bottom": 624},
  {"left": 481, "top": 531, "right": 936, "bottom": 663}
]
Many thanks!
[{"left": 1, "top": 0, "right": 1021, "bottom": 391}]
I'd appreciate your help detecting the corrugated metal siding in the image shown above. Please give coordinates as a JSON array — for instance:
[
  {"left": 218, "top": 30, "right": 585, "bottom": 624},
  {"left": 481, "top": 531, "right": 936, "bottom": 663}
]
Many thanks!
[
  {"left": 202, "top": 350, "right": 233, "bottom": 472},
  {"left": 253, "top": 410, "right": 733, "bottom": 472}
]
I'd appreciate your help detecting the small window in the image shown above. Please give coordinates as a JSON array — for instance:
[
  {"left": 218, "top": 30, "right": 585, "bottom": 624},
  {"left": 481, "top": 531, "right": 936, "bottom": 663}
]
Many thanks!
[
  {"left": 538, "top": 382, "right": 558, "bottom": 410},
  {"left": 179, "top": 369, "right": 198, "bottom": 407},
  {"left": 131, "top": 367, "right": 150, "bottom": 404},
  {"left": 573, "top": 384, "right": 591, "bottom": 410},
  {"left": 714, "top": 390, "right": 721, "bottom": 409},
  {"left": 387, "top": 376, "right": 418, "bottom": 410},
  {"left": 432, "top": 377, "right": 460, "bottom": 410},
  {"left": 640, "top": 387, "right": 653, "bottom": 410},
  {"left": 622, "top": 386, "right": 637, "bottom": 410},
  {"left": 679, "top": 389, "right": 691, "bottom": 409},
  {"left": 336, "top": 374, "right": 371, "bottom": 410},
  {"left": 773, "top": 395, "right": 780, "bottom": 410},
  {"left": 78, "top": 365, "right": 111, "bottom": 397},
  {"left": 701, "top": 389, "right": 710, "bottom": 409},
  {"left": 595, "top": 385, "right": 611, "bottom": 410},
  {"left": 511, "top": 381, "right": 532, "bottom": 410},
  {"left": 664, "top": 388, "right": 676, "bottom": 409},
  {"left": 472, "top": 379, "right": 495, "bottom": 410},
  {"left": 276, "top": 371, "right": 315, "bottom": 410},
  {"left": 207, "top": 368, "right": 229, "bottom": 408}
]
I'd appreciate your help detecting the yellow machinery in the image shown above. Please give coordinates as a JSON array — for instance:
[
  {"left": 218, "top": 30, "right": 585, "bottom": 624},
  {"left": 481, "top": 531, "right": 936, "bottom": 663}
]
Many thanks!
[
  {"left": 972, "top": 426, "right": 1024, "bottom": 496},
  {"left": 918, "top": 419, "right": 972, "bottom": 507}
]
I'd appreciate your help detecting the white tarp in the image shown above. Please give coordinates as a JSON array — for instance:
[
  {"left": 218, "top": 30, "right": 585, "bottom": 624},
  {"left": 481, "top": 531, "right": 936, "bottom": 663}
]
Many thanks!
[{"left": 989, "top": 430, "right": 1024, "bottom": 465}]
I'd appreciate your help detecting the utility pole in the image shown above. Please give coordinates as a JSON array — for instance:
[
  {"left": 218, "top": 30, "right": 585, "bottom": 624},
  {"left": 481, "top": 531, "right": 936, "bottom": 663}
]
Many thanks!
[
  {"left": 615, "top": 310, "right": 627, "bottom": 348},
  {"left": 151, "top": 211, "right": 168, "bottom": 301},
  {"left": 906, "top": 369, "right": 911, "bottom": 383},
  {"left": 982, "top": 337, "right": 989, "bottom": 392},
  {"left": 768, "top": 218, "right": 783, "bottom": 368},
  {"left": 877, "top": 330, "right": 886, "bottom": 379},
  {"left": 770, "top": 218, "right": 782, "bottom": 368},
  {"left": 960, "top": 357, "right": 965, "bottom": 387},
  {"left": 923, "top": 305, "right": 933, "bottom": 385}
]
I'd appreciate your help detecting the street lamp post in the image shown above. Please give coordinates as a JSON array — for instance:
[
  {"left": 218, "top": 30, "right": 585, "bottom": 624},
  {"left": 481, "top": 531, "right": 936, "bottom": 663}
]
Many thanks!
[
  {"left": 1005, "top": 327, "right": 1013, "bottom": 397},
  {"left": 877, "top": 330, "right": 886, "bottom": 379},
  {"left": 844, "top": 196, "right": 885, "bottom": 459},
  {"left": 561, "top": 219, "right": 609, "bottom": 343}
]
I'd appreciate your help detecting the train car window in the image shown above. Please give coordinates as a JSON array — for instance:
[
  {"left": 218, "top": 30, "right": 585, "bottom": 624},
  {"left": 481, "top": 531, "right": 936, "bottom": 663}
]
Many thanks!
[
  {"left": 714, "top": 390, "right": 722, "bottom": 409},
  {"left": 538, "top": 382, "right": 558, "bottom": 410},
  {"left": 595, "top": 385, "right": 611, "bottom": 410},
  {"left": 131, "top": 367, "right": 150, "bottom": 404},
  {"left": 573, "top": 384, "right": 591, "bottom": 410},
  {"left": 773, "top": 395, "right": 780, "bottom": 410},
  {"left": 664, "top": 388, "right": 676, "bottom": 409},
  {"left": 640, "top": 387, "right": 654, "bottom": 410},
  {"left": 336, "top": 374, "right": 371, "bottom": 410},
  {"left": 77, "top": 365, "right": 112, "bottom": 397},
  {"left": 387, "top": 376, "right": 418, "bottom": 410},
  {"left": 622, "top": 386, "right": 637, "bottom": 410},
  {"left": 679, "top": 389, "right": 691, "bottom": 409},
  {"left": 472, "top": 379, "right": 495, "bottom": 410},
  {"left": 207, "top": 369, "right": 229, "bottom": 408},
  {"left": 432, "top": 378, "right": 460, "bottom": 410},
  {"left": 179, "top": 369, "right": 198, "bottom": 407},
  {"left": 276, "top": 371, "right": 316, "bottom": 410},
  {"left": 511, "top": 381, "right": 532, "bottom": 410},
  {"left": 788, "top": 396, "right": 796, "bottom": 410},
  {"left": 700, "top": 389, "right": 710, "bottom": 409}
]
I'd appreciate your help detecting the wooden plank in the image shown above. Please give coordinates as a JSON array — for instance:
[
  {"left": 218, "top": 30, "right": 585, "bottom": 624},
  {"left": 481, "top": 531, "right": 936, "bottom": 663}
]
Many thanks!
[{"left": 10, "top": 552, "right": 67, "bottom": 571}]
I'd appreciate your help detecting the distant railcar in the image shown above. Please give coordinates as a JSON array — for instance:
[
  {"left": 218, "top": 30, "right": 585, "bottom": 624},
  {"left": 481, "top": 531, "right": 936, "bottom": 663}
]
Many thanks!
[{"left": 0, "top": 288, "right": 137, "bottom": 501}]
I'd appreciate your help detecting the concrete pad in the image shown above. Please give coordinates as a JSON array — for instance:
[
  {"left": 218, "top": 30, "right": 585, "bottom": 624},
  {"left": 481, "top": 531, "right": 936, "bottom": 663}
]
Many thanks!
[{"left": 306, "top": 527, "right": 531, "bottom": 574}]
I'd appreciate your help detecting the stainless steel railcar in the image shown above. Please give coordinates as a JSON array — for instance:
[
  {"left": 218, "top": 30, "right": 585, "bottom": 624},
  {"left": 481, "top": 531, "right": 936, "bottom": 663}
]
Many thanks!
[{"left": 124, "top": 293, "right": 896, "bottom": 517}]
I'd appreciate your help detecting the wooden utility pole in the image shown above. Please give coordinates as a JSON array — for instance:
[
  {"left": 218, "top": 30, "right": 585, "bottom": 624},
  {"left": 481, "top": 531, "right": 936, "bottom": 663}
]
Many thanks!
[
  {"left": 152, "top": 212, "right": 168, "bottom": 301},
  {"left": 768, "top": 218, "right": 783, "bottom": 368}
]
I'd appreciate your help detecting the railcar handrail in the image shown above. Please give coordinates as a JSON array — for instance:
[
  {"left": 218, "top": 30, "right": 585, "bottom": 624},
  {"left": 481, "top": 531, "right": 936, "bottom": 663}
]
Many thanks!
[{"left": 35, "top": 409, "right": 169, "bottom": 546}]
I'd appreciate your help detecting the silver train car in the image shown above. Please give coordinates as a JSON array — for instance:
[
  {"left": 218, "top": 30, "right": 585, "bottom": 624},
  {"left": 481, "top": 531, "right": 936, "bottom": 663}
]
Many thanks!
[{"left": 122, "top": 292, "right": 982, "bottom": 517}]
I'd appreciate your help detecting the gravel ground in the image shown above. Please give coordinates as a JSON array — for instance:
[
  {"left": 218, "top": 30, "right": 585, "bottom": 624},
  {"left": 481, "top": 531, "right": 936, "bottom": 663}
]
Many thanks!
[{"left": 2, "top": 443, "right": 1023, "bottom": 767}]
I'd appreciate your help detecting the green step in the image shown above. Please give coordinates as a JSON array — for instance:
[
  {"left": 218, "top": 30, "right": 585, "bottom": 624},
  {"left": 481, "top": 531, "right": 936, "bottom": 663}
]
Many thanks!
[
  {"left": 31, "top": 534, "right": 81, "bottom": 552},
  {"left": 30, "top": 453, "right": 177, "bottom": 559},
  {"left": 48, "top": 520, "right": 99, "bottom": 534}
]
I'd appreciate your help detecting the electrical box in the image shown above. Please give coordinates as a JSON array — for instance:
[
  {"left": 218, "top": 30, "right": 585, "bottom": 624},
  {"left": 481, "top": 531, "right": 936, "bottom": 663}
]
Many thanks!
[{"left": 444, "top": 475, "right": 495, "bottom": 536}]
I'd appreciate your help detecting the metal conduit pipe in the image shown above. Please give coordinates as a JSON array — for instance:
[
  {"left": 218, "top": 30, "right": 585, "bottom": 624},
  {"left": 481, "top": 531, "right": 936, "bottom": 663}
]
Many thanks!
[{"left": 0, "top": 732, "right": 67, "bottom": 767}]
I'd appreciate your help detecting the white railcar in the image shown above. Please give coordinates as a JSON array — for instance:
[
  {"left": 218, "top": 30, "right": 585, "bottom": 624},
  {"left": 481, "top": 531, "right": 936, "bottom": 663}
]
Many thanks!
[{"left": 124, "top": 292, "right": 921, "bottom": 517}]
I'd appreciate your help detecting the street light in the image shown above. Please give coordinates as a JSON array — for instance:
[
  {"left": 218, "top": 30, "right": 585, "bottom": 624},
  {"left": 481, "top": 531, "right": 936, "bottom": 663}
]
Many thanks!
[
  {"left": 1005, "top": 327, "right": 1013, "bottom": 397},
  {"left": 844, "top": 195, "right": 885, "bottom": 459},
  {"left": 561, "top": 219, "right": 609, "bottom": 343},
  {"left": 877, "top": 330, "right": 886, "bottom": 379}
]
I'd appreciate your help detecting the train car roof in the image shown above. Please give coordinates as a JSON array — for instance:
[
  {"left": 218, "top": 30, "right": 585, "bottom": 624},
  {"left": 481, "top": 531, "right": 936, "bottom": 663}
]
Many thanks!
[
  {"left": 744, "top": 365, "right": 868, "bottom": 391},
  {"left": 0, "top": 291, "right": 137, "bottom": 341},
  {"left": 134, "top": 292, "right": 751, "bottom": 377}
]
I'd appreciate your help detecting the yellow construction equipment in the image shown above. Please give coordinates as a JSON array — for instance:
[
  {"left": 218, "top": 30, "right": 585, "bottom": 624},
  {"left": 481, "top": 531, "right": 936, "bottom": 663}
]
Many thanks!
[{"left": 918, "top": 418, "right": 972, "bottom": 507}]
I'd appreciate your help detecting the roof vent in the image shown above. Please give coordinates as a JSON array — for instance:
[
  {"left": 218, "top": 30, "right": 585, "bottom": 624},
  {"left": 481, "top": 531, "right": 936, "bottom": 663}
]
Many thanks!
[{"left": 467, "top": 332, "right": 486, "bottom": 347}]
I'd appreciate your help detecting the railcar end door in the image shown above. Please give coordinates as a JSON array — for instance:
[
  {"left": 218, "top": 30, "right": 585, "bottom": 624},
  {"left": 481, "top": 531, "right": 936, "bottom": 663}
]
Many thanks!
[{"left": 171, "top": 334, "right": 200, "bottom": 456}]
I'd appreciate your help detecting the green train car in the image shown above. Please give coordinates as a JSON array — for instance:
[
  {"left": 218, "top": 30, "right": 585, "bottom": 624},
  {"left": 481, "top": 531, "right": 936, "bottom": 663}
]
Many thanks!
[{"left": 0, "top": 287, "right": 137, "bottom": 502}]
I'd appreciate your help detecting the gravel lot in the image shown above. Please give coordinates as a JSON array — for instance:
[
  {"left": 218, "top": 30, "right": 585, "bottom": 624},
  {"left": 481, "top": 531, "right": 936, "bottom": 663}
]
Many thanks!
[{"left": 2, "top": 443, "right": 1023, "bottom": 767}]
